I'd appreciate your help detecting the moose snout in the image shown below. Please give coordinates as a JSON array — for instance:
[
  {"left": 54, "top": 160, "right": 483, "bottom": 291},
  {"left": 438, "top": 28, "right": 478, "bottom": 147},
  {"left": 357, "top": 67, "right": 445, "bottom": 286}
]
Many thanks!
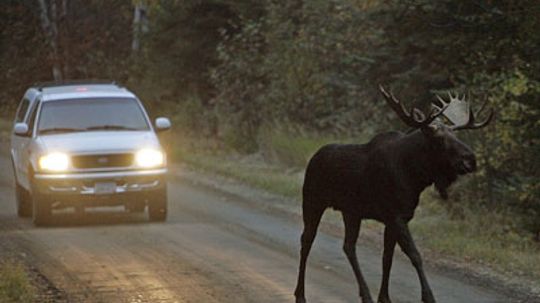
[{"left": 459, "top": 154, "right": 477, "bottom": 174}]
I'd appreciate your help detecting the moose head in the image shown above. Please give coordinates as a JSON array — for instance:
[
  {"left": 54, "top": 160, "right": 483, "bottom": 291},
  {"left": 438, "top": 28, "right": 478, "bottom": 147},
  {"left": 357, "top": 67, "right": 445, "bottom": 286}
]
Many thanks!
[{"left": 379, "top": 85, "right": 494, "bottom": 199}]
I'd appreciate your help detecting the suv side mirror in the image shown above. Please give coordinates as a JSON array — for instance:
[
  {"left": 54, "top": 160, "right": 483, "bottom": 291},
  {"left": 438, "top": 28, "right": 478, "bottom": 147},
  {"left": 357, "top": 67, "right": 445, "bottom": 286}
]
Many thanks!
[
  {"left": 14, "top": 123, "right": 29, "bottom": 136},
  {"left": 155, "top": 117, "right": 171, "bottom": 132}
]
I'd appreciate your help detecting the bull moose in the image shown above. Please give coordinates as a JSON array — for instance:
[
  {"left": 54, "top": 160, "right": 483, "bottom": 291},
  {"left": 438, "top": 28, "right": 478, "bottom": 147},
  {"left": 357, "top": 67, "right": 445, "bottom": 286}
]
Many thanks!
[{"left": 294, "top": 85, "right": 493, "bottom": 303}]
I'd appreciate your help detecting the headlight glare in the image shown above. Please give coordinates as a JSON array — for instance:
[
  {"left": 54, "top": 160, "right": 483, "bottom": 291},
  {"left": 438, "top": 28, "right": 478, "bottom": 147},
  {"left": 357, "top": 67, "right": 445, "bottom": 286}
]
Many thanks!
[
  {"left": 135, "top": 149, "right": 164, "bottom": 168},
  {"left": 39, "top": 153, "right": 69, "bottom": 172}
]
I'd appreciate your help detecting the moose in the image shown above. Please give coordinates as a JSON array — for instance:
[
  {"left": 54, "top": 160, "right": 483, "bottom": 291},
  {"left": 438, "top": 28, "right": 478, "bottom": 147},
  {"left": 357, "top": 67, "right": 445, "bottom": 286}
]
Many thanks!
[{"left": 294, "top": 85, "right": 493, "bottom": 303}]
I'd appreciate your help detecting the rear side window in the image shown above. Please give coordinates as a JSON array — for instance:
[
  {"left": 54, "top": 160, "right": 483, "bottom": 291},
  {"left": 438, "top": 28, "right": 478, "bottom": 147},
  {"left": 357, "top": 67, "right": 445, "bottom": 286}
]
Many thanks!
[{"left": 15, "top": 98, "right": 30, "bottom": 123}]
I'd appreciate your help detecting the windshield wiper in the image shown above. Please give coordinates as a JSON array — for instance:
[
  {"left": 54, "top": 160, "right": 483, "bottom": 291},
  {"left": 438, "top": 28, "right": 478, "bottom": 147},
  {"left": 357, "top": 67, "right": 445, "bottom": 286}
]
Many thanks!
[
  {"left": 85, "top": 125, "right": 141, "bottom": 131},
  {"left": 39, "top": 127, "right": 86, "bottom": 134}
]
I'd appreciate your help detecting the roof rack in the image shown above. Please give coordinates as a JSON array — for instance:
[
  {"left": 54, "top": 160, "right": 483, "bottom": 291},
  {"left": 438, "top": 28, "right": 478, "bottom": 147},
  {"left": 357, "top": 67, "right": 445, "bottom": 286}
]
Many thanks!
[{"left": 33, "top": 80, "right": 119, "bottom": 91}]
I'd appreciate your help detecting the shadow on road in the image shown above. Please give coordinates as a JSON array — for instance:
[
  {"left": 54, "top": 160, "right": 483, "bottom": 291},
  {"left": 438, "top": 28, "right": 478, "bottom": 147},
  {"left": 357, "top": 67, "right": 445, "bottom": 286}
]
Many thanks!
[{"left": 37, "top": 208, "right": 156, "bottom": 228}]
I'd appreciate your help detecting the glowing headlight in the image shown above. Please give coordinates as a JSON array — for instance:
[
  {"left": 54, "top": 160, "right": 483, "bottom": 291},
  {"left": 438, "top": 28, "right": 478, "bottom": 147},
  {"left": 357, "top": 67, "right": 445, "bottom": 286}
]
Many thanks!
[
  {"left": 135, "top": 149, "right": 164, "bottom": 168},
  {"left": 39, "top": 153, "right": 69, "bottom": 172}
]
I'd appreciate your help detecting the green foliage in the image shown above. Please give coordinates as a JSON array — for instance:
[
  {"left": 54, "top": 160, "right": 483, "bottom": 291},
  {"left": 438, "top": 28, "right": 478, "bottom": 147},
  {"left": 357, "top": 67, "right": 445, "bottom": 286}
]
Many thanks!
[
  {"left": 0, "top": 261, "right": 35, "bottom": 303},
  {"left": 0, "top": 0, "right": 133, "bottom": 114},
  {"left": 411, "top": 192, "right": 540, "bottom": 281},
  {"left": 473, "top": 70, "right": 540, "bottom": 230},
  {"left": 210, "top": 0, "right": 540, "bottom": 234},
  {"left": 177, "top": 150, "right": 303, "bottom": 198},
  {"left": 133, "top": 0, "right": 264, "bottom": 151},
  {"left": 212, "top": 1, "right": 388, "bottom": 136},
  {"left": 259, "top": 124, "right": 331, "bottom": 167},
  {"left": 0, "top": 118, "right": 12, "bottom": 139},
  {"left": 258, "top": 122, "right": 368, "bottom": 167},
  {"left": 133, "top": 0, "right": 263, "bottom": 99},
  {"left": 136, "top": 0, "right": 539, "bottom": 234},
  {"left": 0, "top": 1, "right": 48, "bottom": 115}
]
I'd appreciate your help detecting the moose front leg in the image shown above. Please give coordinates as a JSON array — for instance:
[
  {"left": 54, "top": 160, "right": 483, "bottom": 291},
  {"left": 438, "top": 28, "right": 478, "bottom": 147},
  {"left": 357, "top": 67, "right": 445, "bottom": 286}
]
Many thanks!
[
  {"left": 377, "top": 226, "right": 397, "bottom": 303},
  {"left": 393, "top": 219, "right": 436, "bottom": 303}
]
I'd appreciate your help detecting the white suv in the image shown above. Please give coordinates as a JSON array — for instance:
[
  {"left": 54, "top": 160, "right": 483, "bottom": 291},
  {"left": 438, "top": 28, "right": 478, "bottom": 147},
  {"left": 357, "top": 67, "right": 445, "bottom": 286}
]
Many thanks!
[{"left": 10, "top": 82, "right": 171, "bottom": 225}]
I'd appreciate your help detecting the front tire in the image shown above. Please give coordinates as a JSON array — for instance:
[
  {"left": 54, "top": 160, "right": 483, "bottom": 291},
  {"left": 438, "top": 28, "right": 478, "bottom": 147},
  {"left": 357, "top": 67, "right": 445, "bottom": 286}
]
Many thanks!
[
  {"left": 32, "top": 190, "right": 52, "bottom": 226},
  {"left": 148, "top": 185, "right": 167, "bottom": 222}
]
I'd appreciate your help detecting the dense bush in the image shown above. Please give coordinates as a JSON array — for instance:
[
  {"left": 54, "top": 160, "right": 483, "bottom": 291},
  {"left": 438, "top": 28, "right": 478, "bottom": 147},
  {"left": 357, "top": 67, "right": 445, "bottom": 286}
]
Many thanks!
[
  {"left": 0, "top": 0, "right": 133, "bottom": 116},
  {"left": 207, "top": 0, "right": 540, "bottom": 233},
  {"left": 212, "top": 1, "right": 386, "bottom": 137}
]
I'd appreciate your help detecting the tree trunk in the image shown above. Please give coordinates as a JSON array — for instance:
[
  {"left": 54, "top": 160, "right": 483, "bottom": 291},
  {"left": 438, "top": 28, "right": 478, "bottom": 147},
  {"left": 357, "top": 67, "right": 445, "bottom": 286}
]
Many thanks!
[
  {"left": 37, "top": 0, "right": 63, "bottom": 81},
  {"left": 132, "top": 1, "right": 148, "bottom": 53},
  {"left": 60, "top": 0, "right": 69, "bottom": 78}
]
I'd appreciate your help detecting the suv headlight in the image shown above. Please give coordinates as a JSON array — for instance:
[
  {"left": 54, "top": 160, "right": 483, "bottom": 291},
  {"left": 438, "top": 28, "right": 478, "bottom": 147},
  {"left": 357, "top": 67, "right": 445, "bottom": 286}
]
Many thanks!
[
  {"left": 135, "top": 149, "right": 164, "bottom": 168},
  {"left": 39, "top": 153, "right": 70, "bottom": 172}
]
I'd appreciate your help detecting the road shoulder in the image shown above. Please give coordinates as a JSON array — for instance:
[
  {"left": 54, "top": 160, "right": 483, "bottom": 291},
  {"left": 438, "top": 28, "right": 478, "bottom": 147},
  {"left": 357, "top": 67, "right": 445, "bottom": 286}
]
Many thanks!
[
  {"left": 0, "top": 228, "right": 67, "bottom": 302},
  {"left": 173, "top": 163, "right": 540, "bottom": 303}
]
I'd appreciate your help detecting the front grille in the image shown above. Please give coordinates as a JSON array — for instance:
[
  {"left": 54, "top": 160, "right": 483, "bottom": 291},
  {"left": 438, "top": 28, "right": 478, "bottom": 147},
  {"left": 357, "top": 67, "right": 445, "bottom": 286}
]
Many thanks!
[{"left": 72, "top": 153, "right": 133, "bottom": 169}]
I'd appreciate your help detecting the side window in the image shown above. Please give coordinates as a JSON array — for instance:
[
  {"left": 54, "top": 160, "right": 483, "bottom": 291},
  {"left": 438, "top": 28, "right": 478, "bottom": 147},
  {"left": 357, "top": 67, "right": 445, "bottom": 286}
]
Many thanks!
[
  {"left": 27, "top": 101, "right": 40, "bottom": 135},
  {"left": 15, "top": 98, "right": 30, "bottom": 123}
]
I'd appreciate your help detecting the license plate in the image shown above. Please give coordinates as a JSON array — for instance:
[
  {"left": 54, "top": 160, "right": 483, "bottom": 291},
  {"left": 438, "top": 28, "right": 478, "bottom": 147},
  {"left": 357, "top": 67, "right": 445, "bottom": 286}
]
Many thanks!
[{"left": 95, "top": 182, "right": 116, "bottom": 195}]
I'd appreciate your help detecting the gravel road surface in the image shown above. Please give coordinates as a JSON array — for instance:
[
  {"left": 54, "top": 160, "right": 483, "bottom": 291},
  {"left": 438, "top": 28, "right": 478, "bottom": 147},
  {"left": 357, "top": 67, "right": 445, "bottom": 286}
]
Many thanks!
[{"left": 0, "top": 153, "right": 519, "bottom": 303}]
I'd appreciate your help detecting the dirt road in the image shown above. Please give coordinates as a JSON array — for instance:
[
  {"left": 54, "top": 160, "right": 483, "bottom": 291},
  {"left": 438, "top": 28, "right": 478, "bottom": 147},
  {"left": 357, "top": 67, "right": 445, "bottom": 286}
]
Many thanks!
[{"left": 0, "top": 154, "right": 521, "bottom": 303}]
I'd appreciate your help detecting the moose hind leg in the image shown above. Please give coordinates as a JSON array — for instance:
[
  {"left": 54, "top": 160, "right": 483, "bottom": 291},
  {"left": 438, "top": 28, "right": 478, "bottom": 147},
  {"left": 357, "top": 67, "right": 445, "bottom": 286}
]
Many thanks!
[
  {"left": 294, "top": 205, "right": 325, "bottom": 303},
  {"left": 342, "top": 212, "right": 374, "bottom": 303},
  {"left": 394, "top": 220, "right": 436, "bottom": 303}
]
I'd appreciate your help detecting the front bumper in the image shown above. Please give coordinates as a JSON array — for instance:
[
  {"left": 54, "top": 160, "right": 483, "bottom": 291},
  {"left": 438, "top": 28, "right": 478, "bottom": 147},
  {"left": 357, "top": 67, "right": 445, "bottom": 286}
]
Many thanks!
[{"left": 33, "top": 168, "right": 167, "bottom": 196}]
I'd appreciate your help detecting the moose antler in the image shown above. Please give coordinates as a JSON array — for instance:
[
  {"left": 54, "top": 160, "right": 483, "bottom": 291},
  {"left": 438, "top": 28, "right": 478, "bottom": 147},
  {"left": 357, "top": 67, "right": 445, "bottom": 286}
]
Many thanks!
[
  {"left": 379, "top": 85, "right": 448, "bottom": 129},
  {"left": 433, "top": 92, "right": 494, "bottom": 131}
]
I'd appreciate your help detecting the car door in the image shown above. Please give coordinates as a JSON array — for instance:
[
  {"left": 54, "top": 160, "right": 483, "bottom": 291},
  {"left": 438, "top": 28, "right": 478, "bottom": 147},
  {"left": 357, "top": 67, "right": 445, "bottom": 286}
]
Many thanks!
[{"left": 11, "top": 97, "right": 34, "bottom": 188}]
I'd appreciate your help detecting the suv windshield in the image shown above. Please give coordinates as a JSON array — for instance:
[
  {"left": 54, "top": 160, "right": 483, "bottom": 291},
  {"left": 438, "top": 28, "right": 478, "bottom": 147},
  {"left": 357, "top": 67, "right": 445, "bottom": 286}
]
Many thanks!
[{"left": 38, "top": 98, "right": 150, "bottom": 135}]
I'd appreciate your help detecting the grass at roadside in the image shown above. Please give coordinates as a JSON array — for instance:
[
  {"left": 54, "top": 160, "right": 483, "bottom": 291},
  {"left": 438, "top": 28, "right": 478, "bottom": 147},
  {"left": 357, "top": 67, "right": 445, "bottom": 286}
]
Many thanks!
[
  {"left": 173, "top": 138, "right": 540, "bottom": 291},
  {"left": 0, "top": 118, "right": 11, "bottom": 140},
  {"left": 178, "top": 152, "right": 304, "bottom": 199},
  {"left": 0, "top": 260, "right": 36, "bottom": 303},
  {"left": 410, "top": 195, "right": 540, "bottom": 281}
]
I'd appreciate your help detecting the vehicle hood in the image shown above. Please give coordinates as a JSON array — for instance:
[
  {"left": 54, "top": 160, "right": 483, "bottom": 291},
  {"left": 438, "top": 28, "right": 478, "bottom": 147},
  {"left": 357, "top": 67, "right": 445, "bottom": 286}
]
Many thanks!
[{"left": 36, "top": 131, "right": 161, "bottom": 154}]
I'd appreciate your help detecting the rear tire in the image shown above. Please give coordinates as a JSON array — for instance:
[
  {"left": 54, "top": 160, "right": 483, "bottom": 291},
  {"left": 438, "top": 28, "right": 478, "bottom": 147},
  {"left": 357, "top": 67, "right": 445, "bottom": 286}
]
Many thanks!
[
  {"left": 148, "top": 185, "right": 167, "bottom": 222},
  {"left": 15, "top": 182, "right": 32, "bottom": 217},
  {"left": 11, "top": 158, "right": 32, "bottom": 218}
]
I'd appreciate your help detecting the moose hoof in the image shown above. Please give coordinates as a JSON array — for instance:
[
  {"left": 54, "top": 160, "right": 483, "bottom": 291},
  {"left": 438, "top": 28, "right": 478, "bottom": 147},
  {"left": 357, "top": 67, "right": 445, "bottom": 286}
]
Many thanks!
[
  {"left": 362, "top": 296, "right": 375, "bottom": 303},
  {"left": 377, "top": 296, "right": 392, "bottom": 303},
  {"left": 295, "top": 297, "right": 306, "bottom": 303},
  {"left": 422, "top": 291, "right": 436, "bottom": 303}
]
